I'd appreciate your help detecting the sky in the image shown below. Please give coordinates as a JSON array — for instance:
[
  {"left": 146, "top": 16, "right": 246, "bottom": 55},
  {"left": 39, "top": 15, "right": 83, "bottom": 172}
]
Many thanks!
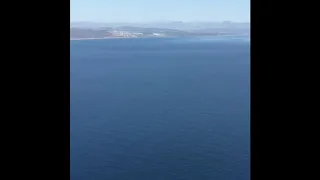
[{"left": 71, "top": 0, "right": 250, "bottom": 23}]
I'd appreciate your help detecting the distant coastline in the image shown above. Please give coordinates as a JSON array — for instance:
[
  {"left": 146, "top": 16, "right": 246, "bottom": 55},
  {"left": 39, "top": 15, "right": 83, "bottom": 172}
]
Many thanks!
[
  {"left": 70, "top": 26, "right": 249, "bottom": 41},
  {"left": 70, "top": 37, "right": 139, "bottom": 41},
  {"left": 70, "top": 34, "right": 249, "bottom": 41}
]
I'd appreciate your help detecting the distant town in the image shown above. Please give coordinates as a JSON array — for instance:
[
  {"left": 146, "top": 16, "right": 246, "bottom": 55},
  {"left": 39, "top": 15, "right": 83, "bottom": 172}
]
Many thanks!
[{"left": 70, "top": 21, "right": 250, "bottom": 39}]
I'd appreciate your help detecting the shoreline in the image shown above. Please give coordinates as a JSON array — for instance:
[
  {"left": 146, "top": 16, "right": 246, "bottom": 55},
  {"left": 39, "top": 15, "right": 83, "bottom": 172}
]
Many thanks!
[
  {"left": 70, "top": 34, "right": 249, "bottom": 41},
  {"left": 70, "top": 37, "right": 138, "bottom": 41}
]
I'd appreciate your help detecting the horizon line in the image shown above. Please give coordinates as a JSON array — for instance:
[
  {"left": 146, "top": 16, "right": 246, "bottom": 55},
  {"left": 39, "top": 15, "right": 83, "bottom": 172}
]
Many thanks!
[{"left": 70, "top": 21, "right": 250, "bottom": 23}]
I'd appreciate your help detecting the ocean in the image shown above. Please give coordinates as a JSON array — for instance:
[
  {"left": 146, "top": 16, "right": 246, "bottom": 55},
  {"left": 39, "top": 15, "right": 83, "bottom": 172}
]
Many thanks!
[{"left": 71, "top": 36, "right": 250, "bottom": 180}]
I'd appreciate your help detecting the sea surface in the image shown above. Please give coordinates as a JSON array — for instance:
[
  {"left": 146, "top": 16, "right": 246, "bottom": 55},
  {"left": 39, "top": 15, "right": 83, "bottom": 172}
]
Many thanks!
[{"left": 71, "top": 36, "right": 250, "bottom": 180}]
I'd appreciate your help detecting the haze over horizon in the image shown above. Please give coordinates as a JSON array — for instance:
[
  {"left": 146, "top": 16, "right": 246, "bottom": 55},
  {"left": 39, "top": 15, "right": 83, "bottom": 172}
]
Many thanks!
[{"left": 71, "top": 0, "right": 250, "bottom": 23}]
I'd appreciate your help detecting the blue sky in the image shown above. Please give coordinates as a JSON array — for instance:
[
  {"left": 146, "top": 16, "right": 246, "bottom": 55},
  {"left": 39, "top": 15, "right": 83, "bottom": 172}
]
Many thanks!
[{"left": 71, "top": 0, "right": 250, "bottom": 22}]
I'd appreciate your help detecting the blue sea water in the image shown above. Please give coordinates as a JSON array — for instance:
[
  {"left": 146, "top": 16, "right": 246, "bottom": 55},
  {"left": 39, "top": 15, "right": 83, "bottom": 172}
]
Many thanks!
[{"left": 71, "top": 36, "right": 250, "bottom": 180}]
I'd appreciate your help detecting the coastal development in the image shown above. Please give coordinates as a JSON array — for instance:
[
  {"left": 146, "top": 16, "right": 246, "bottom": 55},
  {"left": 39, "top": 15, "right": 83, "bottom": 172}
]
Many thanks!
[
  {"left": 71, "top": 27, "right": 187, "bottom": 39},
  {"left": 70, "top": 24, "right": 249, "bottom": 39},
  {"left": 106, "top": 30, "right": 165, "bottom": 38}
]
